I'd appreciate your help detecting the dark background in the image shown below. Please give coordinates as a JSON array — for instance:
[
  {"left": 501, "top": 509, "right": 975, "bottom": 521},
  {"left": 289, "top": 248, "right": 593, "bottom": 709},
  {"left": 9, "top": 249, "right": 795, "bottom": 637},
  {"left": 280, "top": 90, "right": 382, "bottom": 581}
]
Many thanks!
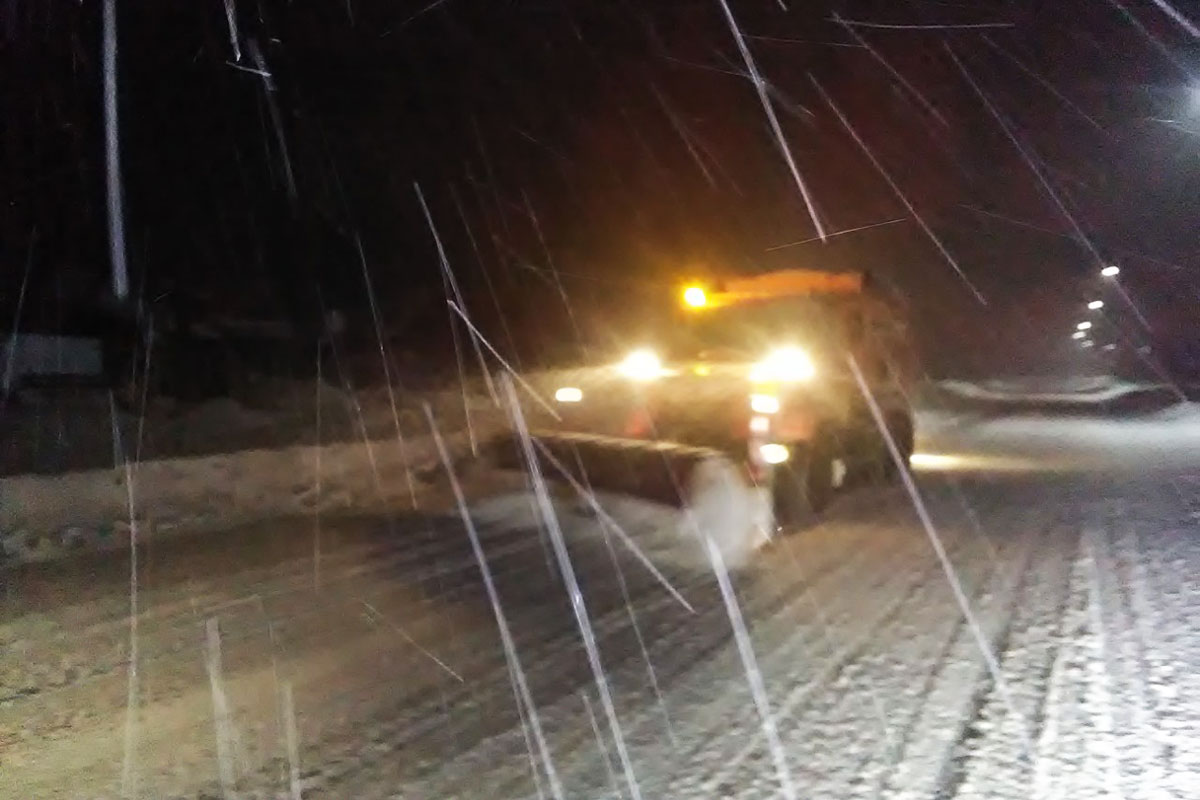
[{"left": 3, "top": 0, "right": 1198, "bottom": 382}]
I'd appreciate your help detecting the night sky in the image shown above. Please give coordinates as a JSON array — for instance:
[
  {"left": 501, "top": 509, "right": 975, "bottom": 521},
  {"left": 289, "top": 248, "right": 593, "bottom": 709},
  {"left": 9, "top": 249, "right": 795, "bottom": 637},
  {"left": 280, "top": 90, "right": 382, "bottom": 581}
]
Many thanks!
[{"left": 4, "top": 0, "right": 1198, "bottom": 377}]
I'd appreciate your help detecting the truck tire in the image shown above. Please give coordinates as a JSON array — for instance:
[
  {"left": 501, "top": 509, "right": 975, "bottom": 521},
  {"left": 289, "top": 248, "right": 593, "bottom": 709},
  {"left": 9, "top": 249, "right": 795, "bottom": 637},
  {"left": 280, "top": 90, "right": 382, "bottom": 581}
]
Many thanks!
[{"left": 773, "top": 429, "right": 835, "bottom": 530}]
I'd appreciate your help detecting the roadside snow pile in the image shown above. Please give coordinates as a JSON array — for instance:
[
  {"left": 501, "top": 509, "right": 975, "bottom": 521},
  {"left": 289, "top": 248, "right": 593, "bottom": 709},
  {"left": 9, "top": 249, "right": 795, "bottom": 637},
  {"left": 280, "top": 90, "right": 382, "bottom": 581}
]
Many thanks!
[
  {"left": 936, "top": 375, "right": 1180, "bottom": 411},
  {"left": 917, "top": 402, "right": 1200, "bottom": 473},
  {"left": 0, "top": 393, "right": 506, "bottom": 563}
]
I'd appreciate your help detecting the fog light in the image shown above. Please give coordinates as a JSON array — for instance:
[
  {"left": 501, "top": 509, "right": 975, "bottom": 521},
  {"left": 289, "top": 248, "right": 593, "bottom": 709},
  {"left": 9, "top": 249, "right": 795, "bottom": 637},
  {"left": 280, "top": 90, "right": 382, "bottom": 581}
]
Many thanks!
[
  {"left": 760, "top": 443, "right": 789, "bottom": 464},
  {"left": 750, "top": 394, "right": 780, "bottom": 414},
  {"left": 555, "top": 387, "right": 583, "bottom": 403},
  {"left": 749, "top": 415, "right": 770, "bottom": 433}
]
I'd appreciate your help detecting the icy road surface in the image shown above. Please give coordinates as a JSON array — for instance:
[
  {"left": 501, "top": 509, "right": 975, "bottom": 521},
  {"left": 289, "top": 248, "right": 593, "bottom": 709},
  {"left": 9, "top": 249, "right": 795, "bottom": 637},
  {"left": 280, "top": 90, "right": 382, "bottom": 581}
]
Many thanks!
[{"left": 3, "top": 407, "right": 1199, "bottom": 799}]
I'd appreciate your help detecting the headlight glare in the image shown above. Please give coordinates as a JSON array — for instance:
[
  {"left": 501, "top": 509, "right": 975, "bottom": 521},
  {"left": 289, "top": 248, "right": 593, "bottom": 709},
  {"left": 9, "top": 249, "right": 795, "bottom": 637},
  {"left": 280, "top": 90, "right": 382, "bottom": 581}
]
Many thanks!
[
  {"left": 759, "top": 443, "right": 789, "bottom": 464},
  {"left": 750, "top": 394, "right": 780, "bottom": 414},
  {"left": 618, "top": 348, "right": 664, "bottom": 381},
  {"left": 555, "top": 387, "right": 583, "bottom": 403},
  {"left": 750, "top": 346, "right": 816, "bottom": 383}
]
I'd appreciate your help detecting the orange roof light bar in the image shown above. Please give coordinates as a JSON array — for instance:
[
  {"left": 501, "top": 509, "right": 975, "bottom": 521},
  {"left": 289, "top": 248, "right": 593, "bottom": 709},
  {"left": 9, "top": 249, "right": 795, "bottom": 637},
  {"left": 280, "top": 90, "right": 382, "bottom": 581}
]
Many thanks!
[
  {"left": 682, "top": 269, "right": 863, "bottom": 309},
  {"left": 682, "top": 285, "right": 708, "bottom": 308}
]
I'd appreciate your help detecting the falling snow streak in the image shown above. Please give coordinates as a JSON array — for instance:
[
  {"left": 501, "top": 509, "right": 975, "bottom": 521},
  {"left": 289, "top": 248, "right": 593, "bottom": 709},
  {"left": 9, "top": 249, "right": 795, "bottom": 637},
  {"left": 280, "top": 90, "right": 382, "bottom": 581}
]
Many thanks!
[
  {"left": 111, "top": 387, "right": 140, "bottom": 800},
  {"left": 503, "top": 377, "right": 644, "bottom": 800},
  {"left": 520, "top": 190, "right": 588, "bottom": 357},
  {"left": 810, "top": 75, "right": 987, "bottom": 305},
  {"left": 358, "top": 599, "right": 464, "bottom": 681},
  {"left": 414, "top": 185, "right": 486, "bottom": 452},
  {"left": 447, "top": 300, "right": 560, "bottom": 419},
  {"left": 705, "top": 537, "right": 798, "bottom": 800},
  {"left": 650, "top": 83, "right": 718, "bottom": 189},
  {"left": 580, "top": 691, "right": 624, "bottom": 799},
  {"left": 415, "top": 181, "right": 498, "bottom": 405},
  {"left": 507, "top": 666, "right": 549, "bottom": 800},
  {"left": 395, "top": 0, "right": 456, "bottom": 32},
  {"left": 102, "top": 0, "right": 128, "bottom": 300},
  {"left": 205, "top": 618, "right": 239, "bottom": 799},
  {"left": 0, "top": 229, "right": 34, "bottom": 404},
  {"left": 833, "top": 13, "right": 950, "bottom": 128},
  {"left": 847, "top": 354, "right": 1036, "bottom": 760},
  {"left": 531, "top": 439, "right": 695, "bottom": 613},
  {"left": 979, "top": 36, "right": 1105, "bottom": 132},
  {"left": 313, "top": 342, "right": 323, "bottom": 592},
  {"left": 247, "top": 38, "right": 296, "bottom": 203},
  {"left": 426, "top": 405, "right": 566, "bottom": 800},
  {"left": 352, "top": 234, "right": 420, "bottom": 507},
  {"left": 746, "top": 34, "right": 865, "bottom": 49},
  {"left": 834, "top": 18, "right": 1017, "bottom": 30},
  {"left": 449, "top": 183, "right": 523, "bottom": 368},
  {"left": 942, "top": 44, "right": 1108, "bottom": 271},
  {"left": 765, "top": 216, "right": 908, "bottom": 251},
  {"left": 222, "top": 0, "right": 242, "bottom": 61},
  {"left": 281, "top": 682, "right": 303, "bottom": 800},
  {"left": 594, "top": 510, "right": 680, "bottom": 747},
  {"left": 1101, "top": 0, "right": 1196, "bottom": 79},
  {"left": 715, "top": 0, "right": 827, "bottom": 240},
  {"left": 1148, "top": 0, "right": 1200, "bottom": 39},
  {"left": 132, "top": 317, "right": 155, "bottom": 466}
]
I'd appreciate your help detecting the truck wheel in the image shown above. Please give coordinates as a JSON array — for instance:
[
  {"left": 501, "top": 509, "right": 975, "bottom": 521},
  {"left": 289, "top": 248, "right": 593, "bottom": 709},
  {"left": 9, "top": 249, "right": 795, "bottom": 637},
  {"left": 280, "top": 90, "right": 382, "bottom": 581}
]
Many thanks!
[
  {"left": 878, "top": 412, "right": 914, "bottom": 481},
  {"left": 773, "top": 430, "right": 835, "bottom": 530}
]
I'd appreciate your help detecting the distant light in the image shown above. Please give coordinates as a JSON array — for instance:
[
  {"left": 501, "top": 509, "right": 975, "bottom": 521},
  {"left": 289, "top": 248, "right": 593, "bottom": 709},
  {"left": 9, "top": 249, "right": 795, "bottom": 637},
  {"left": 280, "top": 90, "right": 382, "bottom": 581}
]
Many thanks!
[
  {"left": 1087, "top": 300, "right": 1104, "bottom": 310},
  {"left": 682, "top": 286, "right": 707, "bottom": 308},
  {"left": 910, "top": 452, "right": 963, "bottom": 470},
  {"left": 1076, "top": 321, "right": 1093, "bottom": 331},
  {"left": 759, "top": 443, "right": 789, "bottom": 465},
  {"left": 1102, "top": 343, "right": 1117, "bottom": 352},
  {"left": 1101, "top": 265, "right": 1120, "bottom": 277},
  {"left": 750, "top": 393, "right": 780, "bottom": 414},
  {"left": 1072, "top": 331, "right": 1087, "bottom": 340},
  {"left": 554, "top": 387, "right": 583, "bottom": 403},
  {"left": 749, "top": 415, "right": 770, "bottom": 433},
  {"left": 1080, "top": 339, "right": 1095, "bottom": 348}
]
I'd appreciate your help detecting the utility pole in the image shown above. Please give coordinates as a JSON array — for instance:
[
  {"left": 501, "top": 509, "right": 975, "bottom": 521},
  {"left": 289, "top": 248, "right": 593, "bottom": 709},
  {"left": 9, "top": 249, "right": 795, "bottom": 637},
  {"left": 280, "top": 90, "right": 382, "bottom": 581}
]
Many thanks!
[{"left": 103, "top": 0, "right": 129, "bottom": 302}]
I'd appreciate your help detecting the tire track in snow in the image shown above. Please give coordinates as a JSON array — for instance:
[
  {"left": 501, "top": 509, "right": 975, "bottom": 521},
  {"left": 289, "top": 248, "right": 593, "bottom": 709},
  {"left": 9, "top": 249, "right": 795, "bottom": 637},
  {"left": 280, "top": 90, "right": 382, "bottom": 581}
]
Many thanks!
[
  {"left": 870, "top": 504, "right": 1046, "bottom": 800},
  {"left": 437, "top": 486, "right": 1011, "bottom": 799},
  {"left": 937, "top": 510, "right": 1078, "bottom": 799},
  {"left": 300, "top": 516, "right": 904, "bottom": 798},
  {"left": 691, "top": 497, "right": 1037, "bottom": 799}
]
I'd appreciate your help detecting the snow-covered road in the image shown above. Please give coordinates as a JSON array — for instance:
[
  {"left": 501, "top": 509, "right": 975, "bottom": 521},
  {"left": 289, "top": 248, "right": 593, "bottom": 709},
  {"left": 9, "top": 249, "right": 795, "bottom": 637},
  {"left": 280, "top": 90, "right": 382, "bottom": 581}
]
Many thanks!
[{"left": 3, "top": 408, "right": 1199, "bottom": 799}]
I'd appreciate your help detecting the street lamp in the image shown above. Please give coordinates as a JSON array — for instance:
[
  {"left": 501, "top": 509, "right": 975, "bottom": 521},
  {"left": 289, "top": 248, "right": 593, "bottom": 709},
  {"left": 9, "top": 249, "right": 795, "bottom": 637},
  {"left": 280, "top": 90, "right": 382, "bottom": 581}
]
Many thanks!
[
  {"left": 1076, "top": 321, "right": 1092, "bottom": 331},
  {"left": 1087, "top": 300, "right": 1104, "bottom": 310},
  {"left": 1101, "top": 265, "right": 1120, "bottom": 277}
]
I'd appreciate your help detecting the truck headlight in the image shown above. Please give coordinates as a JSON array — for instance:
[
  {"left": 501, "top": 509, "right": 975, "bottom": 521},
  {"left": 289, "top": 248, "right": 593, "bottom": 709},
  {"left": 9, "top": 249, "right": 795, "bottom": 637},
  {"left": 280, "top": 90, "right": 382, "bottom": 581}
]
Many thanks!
[
  {"left": 554, "top": 387, "right": 583, "bottom": 403},
  {"left": 759, "top": 443, "right": 790, "bottom": 464},
  {"left": 750, "top": 346, "right": 815, "bottom": 383},
  {"left": 618, "top": 348, "right": 664, "bottom": 381}
]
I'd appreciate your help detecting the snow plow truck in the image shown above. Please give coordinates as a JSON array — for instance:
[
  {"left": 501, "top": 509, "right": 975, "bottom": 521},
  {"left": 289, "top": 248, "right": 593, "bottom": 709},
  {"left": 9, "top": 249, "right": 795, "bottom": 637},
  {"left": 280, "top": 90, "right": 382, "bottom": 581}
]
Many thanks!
[{"left": 492, "top": 268, "right": 917, "bottom": 565}]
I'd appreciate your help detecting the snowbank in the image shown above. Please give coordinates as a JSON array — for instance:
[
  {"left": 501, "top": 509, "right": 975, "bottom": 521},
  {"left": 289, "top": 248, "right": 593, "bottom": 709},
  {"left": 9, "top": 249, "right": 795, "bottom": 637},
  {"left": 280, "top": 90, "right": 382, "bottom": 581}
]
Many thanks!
[
  {"left": 935, "top": 376, "right": 1182, "bottom": 413},
  {"left": 916, "top": 402, "right": 1200, "bottom": 473},
  {"left": 0, "top": 411, "right": 507, "bottom": 566}
]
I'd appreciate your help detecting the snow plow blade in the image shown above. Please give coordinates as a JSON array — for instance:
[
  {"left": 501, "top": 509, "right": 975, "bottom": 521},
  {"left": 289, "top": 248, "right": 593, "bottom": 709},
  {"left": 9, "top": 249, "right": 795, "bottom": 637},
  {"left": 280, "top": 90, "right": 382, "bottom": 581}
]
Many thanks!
[
  {"left": 489, "top": 431, "right": 720, "bottom": 508},
  {"left": 487, "top": 430, "right": 772, "bottom": 569}
]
